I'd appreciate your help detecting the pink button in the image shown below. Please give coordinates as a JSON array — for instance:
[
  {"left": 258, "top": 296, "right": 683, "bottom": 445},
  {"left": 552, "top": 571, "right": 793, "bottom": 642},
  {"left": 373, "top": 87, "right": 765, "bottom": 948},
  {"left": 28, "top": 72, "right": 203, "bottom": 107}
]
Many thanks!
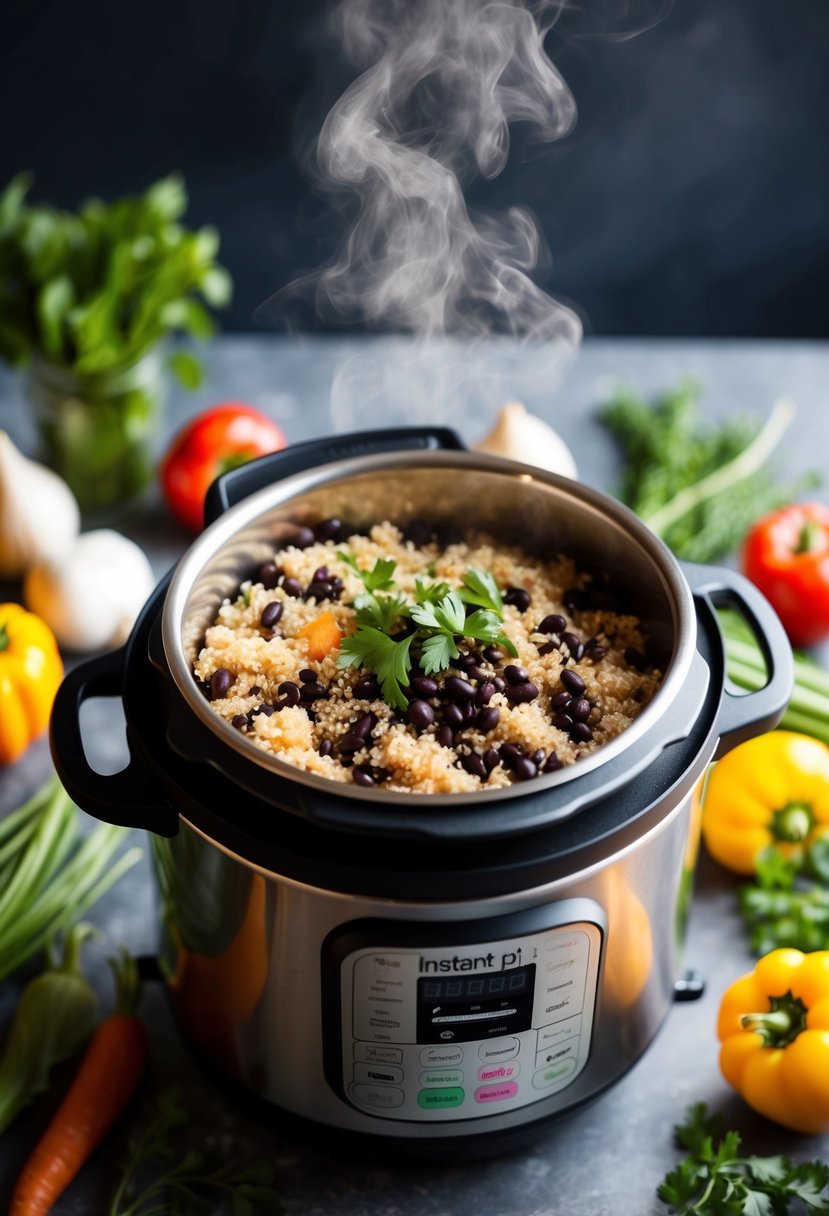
[{"left": 474, "top": 1082, "right": 519, "bottom": 1104}]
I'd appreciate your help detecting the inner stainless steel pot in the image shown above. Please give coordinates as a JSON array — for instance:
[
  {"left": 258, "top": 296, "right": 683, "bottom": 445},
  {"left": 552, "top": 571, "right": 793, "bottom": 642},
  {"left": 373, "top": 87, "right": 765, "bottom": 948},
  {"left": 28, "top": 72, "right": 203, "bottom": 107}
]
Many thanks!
[{"left": 161, "top": 450, "right": 697, "bottom": 806}]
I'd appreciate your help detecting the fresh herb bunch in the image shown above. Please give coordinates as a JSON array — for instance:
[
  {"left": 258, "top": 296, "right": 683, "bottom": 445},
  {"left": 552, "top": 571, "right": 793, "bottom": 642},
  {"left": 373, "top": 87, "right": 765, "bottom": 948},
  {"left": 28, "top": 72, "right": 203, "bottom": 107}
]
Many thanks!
[
  {"left": 739, "top": 839, "right": 829, "bottom": 956},
  {"left": 109, "top": 1088, "right": 284, "bottom": 1216},
  {"left": 337, "top": 555, "right": 516, "bottom": 710},
  {"left": 658, "top": 1102, "right": 829, "bottom": 1214},
  {"left": 0, "top": 173, "right": 231, "bottom": 386},
  {"left": 599, "top": 382, "right": 817, "bottom": 563}
]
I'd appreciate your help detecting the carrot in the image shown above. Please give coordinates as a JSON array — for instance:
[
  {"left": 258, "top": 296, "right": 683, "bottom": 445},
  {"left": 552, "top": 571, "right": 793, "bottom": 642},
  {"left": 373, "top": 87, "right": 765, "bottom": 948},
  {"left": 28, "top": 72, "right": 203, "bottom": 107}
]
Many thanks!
[
  {"left": 297, "top": 610, "right": 343, "bottom": 661},
  {"left": 11, "top": 952, "right": 147, "bottom": 1216}
]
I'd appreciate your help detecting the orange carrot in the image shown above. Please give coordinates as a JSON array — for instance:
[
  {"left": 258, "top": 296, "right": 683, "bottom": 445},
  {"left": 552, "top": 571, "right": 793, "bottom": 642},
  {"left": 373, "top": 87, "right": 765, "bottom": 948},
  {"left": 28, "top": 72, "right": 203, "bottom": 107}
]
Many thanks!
[
  {"left": 297, "top": 610, "right": 343, "bottom": 661},
  {"left": 11, "top": 953, "right": 147, "bottom": 1216}
]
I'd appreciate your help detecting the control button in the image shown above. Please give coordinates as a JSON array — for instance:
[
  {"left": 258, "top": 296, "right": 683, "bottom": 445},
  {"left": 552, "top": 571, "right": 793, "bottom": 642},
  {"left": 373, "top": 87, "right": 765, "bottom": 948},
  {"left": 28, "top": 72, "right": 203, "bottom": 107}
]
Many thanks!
[
  {"left": 418, "top": 1087, "right": 465, "bottom": 1110},
  {"left": 420, "top": 1068, "right": 463, "bottom": 1087},
  {"left": 532, "top": 1057, "right": 577, "bottom": 1090},
  {"left": 535, "top": 1036, "right": 578, "bottom": 1073},
  {"left": 478, "top": 1061, "right": 520, "bottom": 1084},
  {"left": 538, "top": 1015, "right": 582, "bottom": 1048},
  {"left": 544, "top": 931, "right": 587, "bottom": 952},
  {"left": 474, "top": 1081, "right": 519, "bottom": 1104},
  {"left": 354, "top": 1043, "right": 403, "bottom": 1066},
  {"left": 354, "top": 1062, "right": 404, "bottom": 1085},
  {"left": 420, "top": 1045, "right": 463, "bottom": 1068},
  {"left": 478, "top": 1036, "right": 520, "bottom": 1063},
  {"left": 351, "top": 1083, "right": 405, "bottom": 1109}
]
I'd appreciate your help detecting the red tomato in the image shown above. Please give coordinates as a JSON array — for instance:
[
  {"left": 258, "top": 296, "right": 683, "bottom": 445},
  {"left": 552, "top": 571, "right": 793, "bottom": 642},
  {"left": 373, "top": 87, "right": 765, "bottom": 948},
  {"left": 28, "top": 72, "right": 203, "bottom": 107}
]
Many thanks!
[
  {"left": 161, "top": 403, "right": 287, "bottom": 532},
  {"left": 742, "top": 501, "right": 829, "bottom": 647}
]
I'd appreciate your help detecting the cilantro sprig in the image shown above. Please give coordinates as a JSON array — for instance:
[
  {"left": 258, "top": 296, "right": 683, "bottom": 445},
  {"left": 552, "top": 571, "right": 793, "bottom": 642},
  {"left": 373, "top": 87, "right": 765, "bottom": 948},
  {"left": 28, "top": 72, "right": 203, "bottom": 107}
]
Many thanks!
[
  {"left": 657, "top": 1103, "right": 829, "bottom": 1214},
  {"left": 739, "top": 838, "right": 829, "bottom": 956},
  {"left": 336, "top": 555, "right": 518, "bottom": 707}
]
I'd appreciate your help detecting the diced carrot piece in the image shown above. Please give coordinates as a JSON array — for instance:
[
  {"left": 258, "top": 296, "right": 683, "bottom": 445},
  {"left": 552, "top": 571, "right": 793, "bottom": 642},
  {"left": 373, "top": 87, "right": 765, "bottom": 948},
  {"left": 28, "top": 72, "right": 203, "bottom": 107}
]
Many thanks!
[{"left": 297, "top": 611, "right": 343, "bottom": 661}]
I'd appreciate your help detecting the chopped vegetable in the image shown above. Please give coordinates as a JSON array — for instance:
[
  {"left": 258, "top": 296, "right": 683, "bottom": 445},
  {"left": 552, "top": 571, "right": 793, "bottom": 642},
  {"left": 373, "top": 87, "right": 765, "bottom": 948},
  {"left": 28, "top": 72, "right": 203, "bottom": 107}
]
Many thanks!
[
  {"left": 0, "top": 431, "right": 80, "bottom": 579},
  {"left": 0, "top": 603, "right": 63, "bottom": 766},
  {"left": 296, "top": 611, "right": 344, "bottom": 661},
  {"left": 474, "top": 401, "right": 578, "bottom": 479},
  {"left": 701, "top": 731, "right": 829, "bottom": 875},
  {"left": 11, "top": 951, "right": 147, "bottom": 1215},
  {"left": 717, "top": 947, "right": 829, "bottom": 1134},
  {"left": 599, "top": 382, "right": 817, "bottom": 563},
  {"left": 107, "top": 1087, "right": 284, "bottom": 1216},
  {"left": 742, "top": 501, "right": 829, "bottom": 647},
  {"left": 0, "top": 925, "right": 98, "bottom": 1135},
  {"left": 161, "top": 403, "right": 287, "bottom": 532},
  {"left": 657, "top": 1102, "right": 829, "bottom": 1213},
  {"left": 0, "top": 775, "right": 141, "bottom": 984},
  {"left": 739, "top": 838, "right": 829, "bottom": 955}
]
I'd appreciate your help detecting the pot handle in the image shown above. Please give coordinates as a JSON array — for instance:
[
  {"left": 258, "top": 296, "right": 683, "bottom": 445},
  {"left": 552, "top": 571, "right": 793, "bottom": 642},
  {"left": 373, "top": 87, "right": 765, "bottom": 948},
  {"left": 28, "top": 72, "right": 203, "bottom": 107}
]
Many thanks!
[
  {"left": 204, "top": 426, "right": 466, "bottom": 525},
  {"left": 50, "top": 648, "right": 179, "bottom": 837},
  {"left": 682, "top": 561, "right": 793, "bottom": 759}
]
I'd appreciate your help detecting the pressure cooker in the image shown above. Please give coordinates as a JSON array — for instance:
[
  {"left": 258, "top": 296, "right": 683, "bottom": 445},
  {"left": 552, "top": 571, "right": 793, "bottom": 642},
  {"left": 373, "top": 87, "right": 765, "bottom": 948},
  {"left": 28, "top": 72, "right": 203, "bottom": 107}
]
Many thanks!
[{"left": 51, "top": 427, "right": 793, "bottom": 1156}]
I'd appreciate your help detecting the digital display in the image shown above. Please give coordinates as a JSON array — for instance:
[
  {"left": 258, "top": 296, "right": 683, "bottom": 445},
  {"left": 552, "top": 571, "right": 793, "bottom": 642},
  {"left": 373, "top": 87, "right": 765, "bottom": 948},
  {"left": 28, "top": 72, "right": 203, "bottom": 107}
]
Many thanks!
[
  {"left": 420, "top": 969, "right": 532, "bottom": 1003},
  {"left": 416, "top": 962, "right": 537, "bottom": 1040}
]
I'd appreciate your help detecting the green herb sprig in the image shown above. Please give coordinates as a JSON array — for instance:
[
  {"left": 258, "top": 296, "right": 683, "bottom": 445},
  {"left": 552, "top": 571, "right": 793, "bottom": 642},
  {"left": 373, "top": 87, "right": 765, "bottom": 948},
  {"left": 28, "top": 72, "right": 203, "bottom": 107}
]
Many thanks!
[
  {"left": 738, "top": 839, "right": 829, "bottom": 956},
  {"left": 657, "top": 1103, "right": 829, "bottom": 1214}
]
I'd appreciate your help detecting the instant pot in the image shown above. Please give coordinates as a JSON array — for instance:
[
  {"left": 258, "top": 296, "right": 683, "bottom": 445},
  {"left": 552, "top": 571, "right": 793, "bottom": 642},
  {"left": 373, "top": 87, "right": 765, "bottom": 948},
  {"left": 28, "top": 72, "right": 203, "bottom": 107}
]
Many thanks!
[{"left": 51, "top": 427, "right": 792, "bottom": 1155}]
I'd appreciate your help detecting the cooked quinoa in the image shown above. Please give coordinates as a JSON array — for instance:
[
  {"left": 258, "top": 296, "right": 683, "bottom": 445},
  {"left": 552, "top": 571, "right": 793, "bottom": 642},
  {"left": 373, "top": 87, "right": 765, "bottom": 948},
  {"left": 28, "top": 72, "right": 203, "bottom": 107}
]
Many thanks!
[{"left": 194, "top": 520, "right": 663, "bottom": 794}]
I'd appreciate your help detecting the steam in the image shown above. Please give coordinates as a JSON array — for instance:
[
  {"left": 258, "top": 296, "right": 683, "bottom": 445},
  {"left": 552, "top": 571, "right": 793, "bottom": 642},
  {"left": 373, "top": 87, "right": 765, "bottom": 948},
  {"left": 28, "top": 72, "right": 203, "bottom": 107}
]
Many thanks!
[{"left": 267, "top": 0, "right": 584, "bottom": 431}]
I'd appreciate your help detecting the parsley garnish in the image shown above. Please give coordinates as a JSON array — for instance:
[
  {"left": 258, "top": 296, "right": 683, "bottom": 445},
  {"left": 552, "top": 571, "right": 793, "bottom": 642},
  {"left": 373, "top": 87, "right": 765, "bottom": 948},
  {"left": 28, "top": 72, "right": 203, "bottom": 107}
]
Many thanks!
[
  {"left": 353, "top": 592, "right": 410, "bottom": 634},
  {"left": 411, "top": 591, "right": 517, "bottom": 675},
  {"left": 657, "top": 1103, "right": 829, "bottom": 1214},
  {"left": 338, "top": 552, "right": 397, "bottom": 593},
  {"left": 414, "top": 576, "right": 453, "bottom": 605},
  {"left": 739, "top": 838, "right": 829, "bottom": 955},
  {"left": 338, "top": 628, "right": 415, "bottom": 712},
  {"left": 460, "top": 567, "right": 504, "bottom": 615}
]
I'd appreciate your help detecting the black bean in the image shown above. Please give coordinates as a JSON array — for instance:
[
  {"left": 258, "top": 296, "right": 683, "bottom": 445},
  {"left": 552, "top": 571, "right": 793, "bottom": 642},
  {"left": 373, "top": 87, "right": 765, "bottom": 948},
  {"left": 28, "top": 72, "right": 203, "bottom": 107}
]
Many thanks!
[
  {"left": 538, "top": 614, "right": 567, "bottom": 635},
  {"left": 250, "top": 703, "right": 275, "bottom": 718},
  {"left": 305, "top": 580, "right": 334, "bottom": 602},
  {"left": 564, "top": 587, "right": 589, "bottom": 612},
  {"left": 584, "top": 637, "right": 598, "bottom": 652},
  {"left": 571, "top": 722, "right": 594, "bottom": 743},
  {"left": 370, "top": 767, "right": 390, "bottom": 784},
  {"left": 504, "top": 587, "right": 531, "bottom": 613},
  {"left": 408, "top": 700, "right": 435, "bottom": 730},
  {"left": 553, "top": 712, "right": 574, "bottom": 731},
  {"left": 461, "top": 700, "right": 477, "bottom": 725},
  {"left": 353, "top": 675, "right": 378, "bottom": 699},
  {"left": 436, "top": 523, "right": 463, "bottom": 547},
  {"left": 625, "top": 647, "right": 649, "bottom": 671},
  {"left": 560, "top": 669, "right": 586, "bottom": 696},
  {"left": 299, "top": 668, "right": 317, "bottom": 684},
  {"left": 300, "top": 681, "right": 327, "bottom": 702},
  {"left": 231, "top": 714, "right": 248, "bottom": 730},
  {"left": 281, "top": 577, "right": 303, "bottom": 598},
  {"left": 288, "top": 526, "right": 315, "bottom": 550},
  {"left": 570, "top": 697, "right": 591, "bottom": 722},
  {"left": 512, "top": 756, "right": 538, "bottom": 781},
  {"left": 493, "top": 677, "right": 506, "bottom": 693},
  {"left": 261, "top": 601, "right": 283, "bottom": 630},
  {"left": 483, "top": 746, "right": 501, "bottom": 773},
  {"left": 314, "top": 517, "right": 344, "bottom": 543},
  {"left": 590, "top": 646, "right": 608, "bottom": 661},
  {"left": 411, "top": 675, "right": 439, "bottom": 697},
  {"left": 436, "top": 725, "right": 455, "bottom": 748},
  {"left": 403, "top": 518, "right": 433, "bottom": 546},
  {"left": 330, "top": 577, "right": 345, "bottom": 595},
  {"left": 543, "top": 752, "right": 563, "bottom": 773},
  {"left": 278, "top": 681, "right": 301, "bottom": 707},
  {"left": 537, "top": 641, "right": 558, "bottom": 657},
  {"left": 457, "top": 653, "right": 480, "bottom": 672},
  {"left": 318, "top": 738, "right": 333, "bottom": 757},
  {"left": 353, "top": 765, "right": 376, "bottom": 787},
  {"left": 209, "top": 668, "right": 233, "bottom": 700},
  {"left": 461, "top": 752, "right": 487, "bottom": 780},
  {"left": 506, "top": 681, "right": 539, "bottom": 704},
  {"left": 533, "top": 749, "right": 546, "bottom": 767},
  {"left": 499, "top": 742, "right": 523, "bottom": 767},
  {"left": 476, "top": 681, "right": 496, "bottom": 706},
  {"left": 443, "top": 704, "right": 464, "bottom": 730},
  {"left": 444, "top": 676, "right": 477, "bottom": 702},
  {"left": 550, "top": 691, "right": 572, "bottom": 711},
  {"left": 589, "top": 586, "right": 619, "bottom": 612},
  {"left": 352, "top": 712, "right": 376, "bottom": 739},
  {"left": 504, "top": 664, "right": 529, "bottom": 686},
  {"left": 339, "top": 732, "right": 365, "bottom": 756},
  {"left": 561, "top": 631, "right": 583, "bottom": 653},
  {"left": 249, "top": 685, "right": 262, "bottom": 697},
  {"left": 483, "top": 646, "right": 502, "bottom": 664},
  {"left": 254, "top": 562, "right": 280, "bottom": 589},
  {"left": 467, "top": 666, "right": 489, "bottom": 683},
  {"left": 477, "top": 706, "right": 500, "bottom": 733},
  {"left": 311, "top": 566, "right": 329, "bottom": 582}
]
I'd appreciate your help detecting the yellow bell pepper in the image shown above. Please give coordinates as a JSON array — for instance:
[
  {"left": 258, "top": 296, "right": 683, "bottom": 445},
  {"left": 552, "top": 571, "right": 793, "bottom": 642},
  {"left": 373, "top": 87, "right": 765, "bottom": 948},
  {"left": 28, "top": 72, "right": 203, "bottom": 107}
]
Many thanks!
[
  {"left": 701, "top": 731, "right": 829, "bottom": 875},
  {"left": 0, "top": 603, "right": 63, "bottom": 766},
  {"left": 718, "top": 947, "right": 829, "bottom": 1134}
]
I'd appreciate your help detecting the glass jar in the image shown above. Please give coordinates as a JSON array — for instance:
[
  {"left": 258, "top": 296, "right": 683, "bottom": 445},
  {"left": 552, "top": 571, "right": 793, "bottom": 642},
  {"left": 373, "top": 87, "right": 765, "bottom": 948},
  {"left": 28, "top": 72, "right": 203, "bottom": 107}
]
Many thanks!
[{"left": 26, "top": 350, "right": 166, "bottom": 510}]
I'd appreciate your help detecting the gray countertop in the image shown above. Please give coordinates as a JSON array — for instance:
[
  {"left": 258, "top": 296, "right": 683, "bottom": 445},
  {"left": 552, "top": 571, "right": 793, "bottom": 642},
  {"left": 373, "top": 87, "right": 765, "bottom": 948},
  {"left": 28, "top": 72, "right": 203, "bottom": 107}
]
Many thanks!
[{"left": 1, "top": 335, "right": 828, "bottom": 1214}]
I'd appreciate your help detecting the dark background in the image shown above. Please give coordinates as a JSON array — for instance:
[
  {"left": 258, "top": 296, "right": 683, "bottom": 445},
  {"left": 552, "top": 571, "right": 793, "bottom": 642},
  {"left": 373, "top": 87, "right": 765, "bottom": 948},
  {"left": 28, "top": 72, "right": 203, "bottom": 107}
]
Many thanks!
[{"left": 2, "top": 0, "right": 827, "bottom": 338}]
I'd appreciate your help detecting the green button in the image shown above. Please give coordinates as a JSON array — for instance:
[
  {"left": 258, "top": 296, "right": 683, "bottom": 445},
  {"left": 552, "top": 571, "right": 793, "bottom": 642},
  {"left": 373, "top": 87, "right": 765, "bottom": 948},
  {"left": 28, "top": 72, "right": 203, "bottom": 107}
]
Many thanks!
[
  {"left": 420, "top": 1069, "right": 464, "bottom": 1087},
  {"left": 418, "top": 1086, "right": 465, "bottom": 1109}
]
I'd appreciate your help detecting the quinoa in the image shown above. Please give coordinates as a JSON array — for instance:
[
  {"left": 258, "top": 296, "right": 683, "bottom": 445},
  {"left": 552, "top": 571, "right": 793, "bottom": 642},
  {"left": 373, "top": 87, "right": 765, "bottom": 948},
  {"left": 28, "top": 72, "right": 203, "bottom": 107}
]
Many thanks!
[{"left": 193, "top": 521, "right": 663, "bottom": 794}]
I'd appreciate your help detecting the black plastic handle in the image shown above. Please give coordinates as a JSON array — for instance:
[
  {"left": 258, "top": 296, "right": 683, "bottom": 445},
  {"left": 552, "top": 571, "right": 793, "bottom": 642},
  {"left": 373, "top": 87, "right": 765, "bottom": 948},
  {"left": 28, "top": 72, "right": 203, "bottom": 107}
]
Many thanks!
[
  {"left": 682, "top": 562, "right": 794, "bottom": 758},
  {"left": 50, "top": 648, "right": 179, "bottom": 837},
  {"left": 203, "top": 426, "right": 465, "bottom": 525}
]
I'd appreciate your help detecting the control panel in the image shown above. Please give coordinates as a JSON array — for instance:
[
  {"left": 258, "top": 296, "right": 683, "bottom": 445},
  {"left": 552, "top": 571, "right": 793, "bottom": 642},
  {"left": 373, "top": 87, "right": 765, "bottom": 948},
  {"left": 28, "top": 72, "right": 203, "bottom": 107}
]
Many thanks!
[{"left": 324, "top": 901, "right": 604, "bottom": 1122}]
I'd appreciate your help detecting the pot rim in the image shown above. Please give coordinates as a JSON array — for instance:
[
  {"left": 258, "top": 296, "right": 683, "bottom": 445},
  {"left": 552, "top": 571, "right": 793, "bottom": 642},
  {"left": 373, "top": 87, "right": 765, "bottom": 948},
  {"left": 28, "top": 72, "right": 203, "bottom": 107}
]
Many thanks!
[{"left": 161, "top": 449, "right": 698, "bottom": 808}]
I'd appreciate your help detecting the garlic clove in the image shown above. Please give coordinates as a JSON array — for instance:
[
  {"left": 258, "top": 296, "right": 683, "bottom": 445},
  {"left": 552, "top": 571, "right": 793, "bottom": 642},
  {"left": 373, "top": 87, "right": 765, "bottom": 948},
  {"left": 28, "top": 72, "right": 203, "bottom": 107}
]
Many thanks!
[
  {"left": 473, "top": 401, "right": 578, "bottom": 480},
  {"left": 23, "top": 529, "right": 154, "bottom": 653},
  {"left": 0, "top": 431, "right": 81, "bottom": 579}
]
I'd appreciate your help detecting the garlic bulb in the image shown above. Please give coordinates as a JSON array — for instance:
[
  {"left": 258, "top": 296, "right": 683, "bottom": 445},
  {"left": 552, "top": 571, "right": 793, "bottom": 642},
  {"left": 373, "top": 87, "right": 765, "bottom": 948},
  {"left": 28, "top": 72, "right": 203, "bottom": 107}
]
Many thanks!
[
  {"left": 24, "top": 529, "right": 155, "bottom": 652},
  {"left": 0, "top": 431, "right": 81, "bottom": 578},
  {"left": 474, "top": 402, "right": 578, "bottom": 479}
]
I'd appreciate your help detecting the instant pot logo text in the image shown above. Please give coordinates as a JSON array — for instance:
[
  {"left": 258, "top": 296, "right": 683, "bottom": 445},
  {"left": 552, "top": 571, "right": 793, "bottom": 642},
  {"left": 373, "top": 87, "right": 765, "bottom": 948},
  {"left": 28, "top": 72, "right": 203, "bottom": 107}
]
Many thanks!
[{"left": 419, "top": 948, "right": 523, "bottom": 972}]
